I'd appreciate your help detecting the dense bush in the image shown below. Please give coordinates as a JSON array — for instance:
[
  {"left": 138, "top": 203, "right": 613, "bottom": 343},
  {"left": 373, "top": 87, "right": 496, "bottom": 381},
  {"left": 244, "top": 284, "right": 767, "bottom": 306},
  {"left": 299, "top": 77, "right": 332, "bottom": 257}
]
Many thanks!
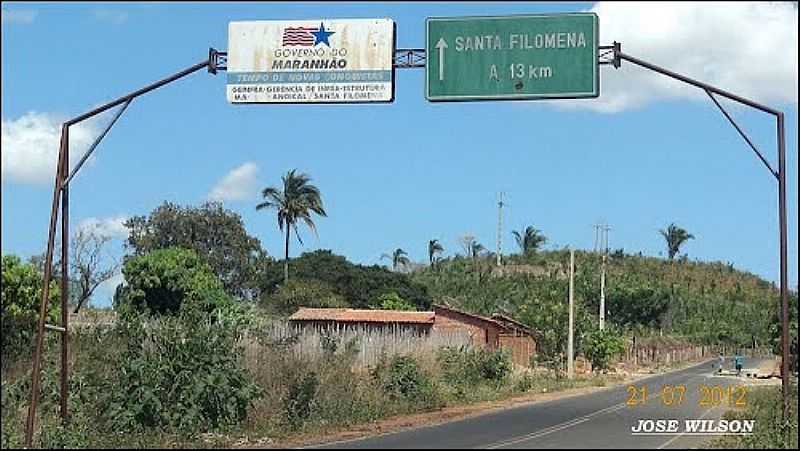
[
  {"left": 260, "top": 250, "right": 432, "bottom": 310},
  {"left": 125, "top": 201, "right": 271, "bottom": 299},
  {"left": 1, "top": 306, "right": 262, "bottom": 446},
  {"left": 374, "top": 292, "right": 416, "bottom": 311},
  {"left": 114, "top": 247, "right": 233, "bottom": 315},
  {"left": 582, "top": 326, "right": 626, "bottom": 372},
  {"left": 1, "top": 254, "right": 60, "bottom": 364},
  {"left": 260, "top": 278, "right": 347, "bottom": 315},
  {"left": 437, "top": 347, "right": 512, "bottom": 387},
  {"left": 283, "top": 372, "right": 320, "bottom": 430},
  {"left": 98, "top": 309, "right": 262, "bottom": 433},
  {"left": 708, "top": 385, "right": 798, "bottom": 449},
  {"left": 372, "top": 355, "right": 441, "bottom": 410}
]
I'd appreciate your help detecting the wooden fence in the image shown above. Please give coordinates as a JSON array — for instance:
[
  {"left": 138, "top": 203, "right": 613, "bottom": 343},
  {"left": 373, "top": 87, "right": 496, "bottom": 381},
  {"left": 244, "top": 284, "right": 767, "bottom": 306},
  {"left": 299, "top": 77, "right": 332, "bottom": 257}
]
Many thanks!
[
  {"left": 243, "top": 321, "right": 474, "bottom": 368},
  {"left": 622, "top": 338, "right": 773, "bottom": 368}
]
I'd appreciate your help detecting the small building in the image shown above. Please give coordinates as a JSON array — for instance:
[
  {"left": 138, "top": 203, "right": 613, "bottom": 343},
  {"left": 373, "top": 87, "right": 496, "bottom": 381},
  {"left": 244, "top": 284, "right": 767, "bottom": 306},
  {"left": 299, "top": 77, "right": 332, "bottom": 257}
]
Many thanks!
[
  {"left": 288, "top": 305, "right": 537, "bottom": 367},
  {"left": 433, "top": 305, "right": 537, "bottom": 367}
]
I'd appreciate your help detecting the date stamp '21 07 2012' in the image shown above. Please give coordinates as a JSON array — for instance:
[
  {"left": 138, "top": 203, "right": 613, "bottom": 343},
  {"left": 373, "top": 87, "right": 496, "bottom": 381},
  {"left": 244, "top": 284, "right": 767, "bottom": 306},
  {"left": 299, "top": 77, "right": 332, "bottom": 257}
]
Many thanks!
[{"left": 626, "top": 384, "right": 748, "bottom": 408}]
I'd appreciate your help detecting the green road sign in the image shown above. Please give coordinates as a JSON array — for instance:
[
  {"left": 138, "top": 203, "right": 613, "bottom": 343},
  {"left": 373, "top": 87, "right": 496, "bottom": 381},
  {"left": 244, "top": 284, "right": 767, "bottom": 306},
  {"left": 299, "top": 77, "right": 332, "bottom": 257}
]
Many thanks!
[{"left": 426, "top": 13, "right": 598, "bottom": 101}]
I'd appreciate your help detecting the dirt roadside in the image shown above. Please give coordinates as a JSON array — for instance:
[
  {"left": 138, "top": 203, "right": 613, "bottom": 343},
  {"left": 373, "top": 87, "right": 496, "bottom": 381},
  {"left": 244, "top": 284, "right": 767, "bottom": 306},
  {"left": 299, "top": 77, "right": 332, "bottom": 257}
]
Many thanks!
[{"left": 230, "top": 357, "right": 714, "bottom": 449}]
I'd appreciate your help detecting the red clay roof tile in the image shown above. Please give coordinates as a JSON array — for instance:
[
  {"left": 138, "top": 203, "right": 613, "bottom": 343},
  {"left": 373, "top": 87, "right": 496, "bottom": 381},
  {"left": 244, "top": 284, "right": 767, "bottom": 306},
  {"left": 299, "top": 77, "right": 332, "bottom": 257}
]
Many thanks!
[{"left": 289, "top": 308, "right": 435, "bottom": 324}]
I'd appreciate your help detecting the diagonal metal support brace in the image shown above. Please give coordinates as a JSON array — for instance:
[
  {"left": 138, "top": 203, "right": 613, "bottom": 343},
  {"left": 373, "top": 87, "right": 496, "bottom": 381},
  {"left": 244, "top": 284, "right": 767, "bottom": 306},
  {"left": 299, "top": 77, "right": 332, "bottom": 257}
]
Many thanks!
[
  {"left": 63, "top": 98, "right": 134, "bottom": 187},
  {"left": 612, "top": 45, "right": 790, "bottom": 427},
  {"left": 25, "top": 55, "right": 214, "bottom": 448},
  {"left": 704, "top": 90, "right": 779, "bottom": 179}
]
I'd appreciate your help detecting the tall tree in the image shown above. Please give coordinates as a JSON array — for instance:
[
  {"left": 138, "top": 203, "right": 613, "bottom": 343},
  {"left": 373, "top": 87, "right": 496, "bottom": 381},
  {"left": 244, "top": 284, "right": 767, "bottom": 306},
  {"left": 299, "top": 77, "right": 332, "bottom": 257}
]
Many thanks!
[
  {"left": 126, "top": 201, "right": 269, "bottom": 299},
  {"left": 659, "top": 223, "right": 694, "bottom": 260},
  {"left": 428, "top": 239, "right": 444, "bottom": 269},
  {"left": 256, "top": 169, "right": 327, "bottom": 284},
  {"left": 382, "top": 248, "right": 410, "bottom": 272},
  {"left": 70, "top": 228, "right": 121, "bottom": 313},
  {"left": 512, "top": 226, "right": 547, "bottom": 256}
]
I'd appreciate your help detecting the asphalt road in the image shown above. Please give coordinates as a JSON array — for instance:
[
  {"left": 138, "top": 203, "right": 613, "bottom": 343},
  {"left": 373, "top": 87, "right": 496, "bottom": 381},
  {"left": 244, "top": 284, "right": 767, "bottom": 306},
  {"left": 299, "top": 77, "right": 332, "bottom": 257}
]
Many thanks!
[{"left": 310, "top": 358, "right": 770, "bottom": 449}]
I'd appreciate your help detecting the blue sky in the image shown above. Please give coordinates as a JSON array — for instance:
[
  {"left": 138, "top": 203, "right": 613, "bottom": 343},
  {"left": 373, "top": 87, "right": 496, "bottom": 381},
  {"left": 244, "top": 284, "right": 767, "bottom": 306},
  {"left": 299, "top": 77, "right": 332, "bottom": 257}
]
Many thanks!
[{"left": 2, "top": 2, "right": 798, "bottom": 306}]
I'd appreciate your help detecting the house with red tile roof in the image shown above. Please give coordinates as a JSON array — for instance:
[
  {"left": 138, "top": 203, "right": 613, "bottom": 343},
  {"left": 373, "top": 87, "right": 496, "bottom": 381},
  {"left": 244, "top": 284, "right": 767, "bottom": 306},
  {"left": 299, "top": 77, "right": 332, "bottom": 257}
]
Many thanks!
[{"left": 288, "top": 304, "right": 536, "bottom": 366}]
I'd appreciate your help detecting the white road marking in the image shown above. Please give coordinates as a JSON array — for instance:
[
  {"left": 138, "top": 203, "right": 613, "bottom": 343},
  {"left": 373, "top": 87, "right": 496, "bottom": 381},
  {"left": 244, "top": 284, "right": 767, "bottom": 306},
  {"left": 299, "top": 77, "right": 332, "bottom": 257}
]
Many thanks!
[
  {"left": 657, "top": 405, "right": 719, "bottom": 449},
  {"left": 483, "top": 403, "right": 628, "bottom": 449}
]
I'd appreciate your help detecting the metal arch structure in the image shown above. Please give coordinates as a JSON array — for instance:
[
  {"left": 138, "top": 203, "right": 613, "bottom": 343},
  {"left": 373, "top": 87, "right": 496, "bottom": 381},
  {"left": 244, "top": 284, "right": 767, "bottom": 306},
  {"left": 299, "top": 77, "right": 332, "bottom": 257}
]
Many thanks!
[{"left": 25, "top": 41, "right": 792, "bottom": 447}]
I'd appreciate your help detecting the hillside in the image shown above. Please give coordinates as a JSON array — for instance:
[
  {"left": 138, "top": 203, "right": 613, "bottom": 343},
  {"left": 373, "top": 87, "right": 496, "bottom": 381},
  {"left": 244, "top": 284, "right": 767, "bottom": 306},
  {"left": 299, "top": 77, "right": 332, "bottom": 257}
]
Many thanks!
[{"left": 409, "top": 249, "right": 789, "bottom": 360}]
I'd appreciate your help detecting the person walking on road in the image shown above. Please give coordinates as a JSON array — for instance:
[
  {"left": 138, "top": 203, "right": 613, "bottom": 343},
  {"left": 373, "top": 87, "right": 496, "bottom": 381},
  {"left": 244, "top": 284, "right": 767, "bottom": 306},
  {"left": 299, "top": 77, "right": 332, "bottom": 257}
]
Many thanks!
[
  {"left": 718, "top": 353, "right": 725, "bottom": 373},
  {"left": 734, "top": 352, "right": 744, "bottom": 377}
]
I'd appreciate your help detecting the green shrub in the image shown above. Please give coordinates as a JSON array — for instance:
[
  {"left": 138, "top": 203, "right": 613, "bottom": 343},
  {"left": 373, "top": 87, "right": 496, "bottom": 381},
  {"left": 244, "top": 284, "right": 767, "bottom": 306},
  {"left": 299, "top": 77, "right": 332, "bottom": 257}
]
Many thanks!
[
  {"left": 583, "top": 326, "right": 626, "bottom": 373},
  {"left": 707, "top": 385, "right": 798, "bottom": 449},
  {"left": 261, "top": 278, "right": 347, "bottom": 315},
  {"left": 124, "top": 201, "right": 271, "bottom": 299},
  {"left": 114, "top": 247, "right": 232, "bottom": 315},
  {"left": 98, "top": 309, "right": 261, "bottom": 434},
  {"left": 372, "top": 355, "right": 441, "bottom": 410},
  {"left": 1, "top": 254, "right": 60, "bottom": 364},
  {"left": 481, "top": 349, "right": 512, "bottom": 381},
  {"left": 283, "top": 372, "right": 320, "bottom": 430},
  {"left": 437, "top": 347, "right": 512, "bottom": 387},
  {"left": 374, "top": 292, "right": 416, "bottom": 311}
]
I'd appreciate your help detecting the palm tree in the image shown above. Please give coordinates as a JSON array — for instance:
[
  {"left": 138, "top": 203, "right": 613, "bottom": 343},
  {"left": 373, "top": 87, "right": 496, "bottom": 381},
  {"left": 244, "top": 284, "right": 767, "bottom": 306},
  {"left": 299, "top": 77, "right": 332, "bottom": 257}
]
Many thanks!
[
  {"left": 382, "top": 248, "right": 410, "bottom": 272},
  {"left": 256, "top": 169, "right": 326, "bottom": 284},
  {"left": 470, "top": 241, "right": 486, "bottom": 260},
  {"left": 512, "top": 226, "right": 547, "bottom": 256},
  {"left": 659, "top": 223, "right": 694, "bottom": 260},
  {"left": 428, "top": 239, "right": 444, "bottom": 269}
]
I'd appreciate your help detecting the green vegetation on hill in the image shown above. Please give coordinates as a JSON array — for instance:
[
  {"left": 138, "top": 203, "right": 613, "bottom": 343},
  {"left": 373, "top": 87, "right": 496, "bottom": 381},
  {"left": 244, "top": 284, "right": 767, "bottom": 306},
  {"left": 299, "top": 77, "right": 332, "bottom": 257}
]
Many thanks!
[{"left": 410, "top": 249, "right": 795, "bottom": 364}]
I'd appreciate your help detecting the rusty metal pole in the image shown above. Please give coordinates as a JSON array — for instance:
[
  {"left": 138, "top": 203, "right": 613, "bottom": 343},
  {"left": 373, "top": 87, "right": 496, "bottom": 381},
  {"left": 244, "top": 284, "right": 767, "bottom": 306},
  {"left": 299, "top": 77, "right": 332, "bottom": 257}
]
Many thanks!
[
  {"left": 776, "top": 112, "right": 789, "bottom": 422},
  {"left": 25, "top": 57, "right": 213, "bottom": 447},
  {"left": 60, "top": 126, "right": 70, "bottom": 423},
  {"left": 24, "top": 125, "right": 66, "bottom": 448},
  {"left": 615, "top": 48, "right": 792, "bottom": 425}
]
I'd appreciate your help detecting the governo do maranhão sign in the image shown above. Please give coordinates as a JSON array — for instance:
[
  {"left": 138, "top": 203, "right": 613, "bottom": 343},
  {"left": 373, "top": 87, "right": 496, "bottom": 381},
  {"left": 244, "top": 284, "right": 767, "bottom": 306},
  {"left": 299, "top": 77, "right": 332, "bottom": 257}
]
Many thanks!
[{"left": 227, "top": 18, "right": 395, "bottom": 103}]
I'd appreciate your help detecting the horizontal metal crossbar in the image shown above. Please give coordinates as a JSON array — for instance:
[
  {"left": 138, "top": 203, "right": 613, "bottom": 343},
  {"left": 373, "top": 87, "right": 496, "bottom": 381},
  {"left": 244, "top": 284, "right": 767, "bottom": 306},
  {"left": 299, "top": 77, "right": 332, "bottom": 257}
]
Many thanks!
[
  {"left": 45, "top": 324, "right": 66, "bottom": 333},
  {"left": 209, "top": 48, "right": 427, "bottom": 70},
  {"left": 211, "top": 45, "right": 619, "bottom": 71}
]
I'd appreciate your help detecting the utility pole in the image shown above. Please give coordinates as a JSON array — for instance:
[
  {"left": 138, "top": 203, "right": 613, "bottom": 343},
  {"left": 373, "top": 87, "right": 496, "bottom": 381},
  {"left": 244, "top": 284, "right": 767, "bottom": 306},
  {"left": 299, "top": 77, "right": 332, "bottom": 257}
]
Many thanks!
[
  {"left": 568, "top": 249, "right": 575, "bottom": 379},
  {"left": 496, "top": 192, "right": 504, "bottom": 267},
  {"left": 599, "top": 223, "right": 611, "bottom": 330}
]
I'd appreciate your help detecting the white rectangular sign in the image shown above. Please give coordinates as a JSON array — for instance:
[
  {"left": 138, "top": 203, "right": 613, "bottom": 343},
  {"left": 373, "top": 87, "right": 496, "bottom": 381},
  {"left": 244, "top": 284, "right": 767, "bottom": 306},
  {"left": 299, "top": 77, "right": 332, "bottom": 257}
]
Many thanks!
[{"left": 227, "top": 18, "right": 395, "bottom": 103}]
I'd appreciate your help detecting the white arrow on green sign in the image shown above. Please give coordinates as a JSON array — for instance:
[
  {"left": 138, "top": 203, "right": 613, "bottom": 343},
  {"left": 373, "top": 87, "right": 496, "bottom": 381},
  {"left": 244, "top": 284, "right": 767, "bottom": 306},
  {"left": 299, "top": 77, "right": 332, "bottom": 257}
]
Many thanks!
[{"left": 426, "top": 13, "right": 599, "bottom": 101}]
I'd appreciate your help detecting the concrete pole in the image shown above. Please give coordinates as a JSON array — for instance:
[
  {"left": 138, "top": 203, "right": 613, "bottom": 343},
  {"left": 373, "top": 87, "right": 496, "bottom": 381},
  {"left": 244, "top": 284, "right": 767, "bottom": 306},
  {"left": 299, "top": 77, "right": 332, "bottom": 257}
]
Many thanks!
[
  {"left": 568, "top": 249, "right": 575, "bottom": 379},
  {"left": 600, "top": 253, "right": 606, "bottom": 330},
  {"left": 496, "top": 192, "right": 503, "bottom": 267},
  {"left": 599, "top": 225, "right": 609, "bottom": 330}
]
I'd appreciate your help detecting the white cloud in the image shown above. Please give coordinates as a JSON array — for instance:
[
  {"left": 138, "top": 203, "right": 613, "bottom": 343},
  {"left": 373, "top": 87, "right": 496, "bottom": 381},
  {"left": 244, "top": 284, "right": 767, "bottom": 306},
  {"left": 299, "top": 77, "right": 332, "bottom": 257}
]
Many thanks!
[
  {"left": 77, "top": 215, "right": 129, "bottom": 239},
  {"left": 91, "top": 9, "right": 128, "bottom": 25},
  {"left": 208, "top": 162, "right": 260, "bottom": 202},
  {"left": 92, "top": 272, "right": 125, "bottom": 308},
  {"left": 551, "top": 2, "right": 798, "bottom": 113},
  {"left": 2, "top": 112, "right": 99, "bottom": 185},
  {"left": 1, "top": 9, "right": 37, "bottom": 25}
]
